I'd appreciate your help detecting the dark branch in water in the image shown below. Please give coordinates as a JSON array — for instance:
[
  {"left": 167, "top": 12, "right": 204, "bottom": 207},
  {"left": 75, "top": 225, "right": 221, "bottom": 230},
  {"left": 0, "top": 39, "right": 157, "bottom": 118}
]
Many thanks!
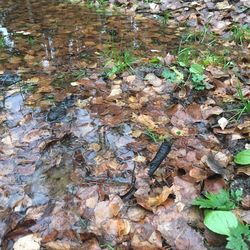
[{"left": 148, "top": 140, "right": 172, "bottom": 177}]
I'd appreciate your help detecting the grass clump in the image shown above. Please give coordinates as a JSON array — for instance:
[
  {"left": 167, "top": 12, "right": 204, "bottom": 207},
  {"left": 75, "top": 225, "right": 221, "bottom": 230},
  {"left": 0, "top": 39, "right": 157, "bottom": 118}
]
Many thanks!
[
  {"left": 230, "top": 24, "right": 250, "bottom": 45},
  {"left": 228, "top": 84, "right": 250, "bottom": 122},
  {"left": 103, "top": 48, "right": 136, "bottom": 78},
  {"left": 0, "top": 35, "right": 5, "bottom": 49}
]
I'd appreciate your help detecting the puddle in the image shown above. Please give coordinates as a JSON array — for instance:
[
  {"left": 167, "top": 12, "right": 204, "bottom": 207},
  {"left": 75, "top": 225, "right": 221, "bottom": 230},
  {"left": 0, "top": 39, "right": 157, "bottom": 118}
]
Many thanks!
[{"left": 0, "top": 0, "right": 199, "bottom": 246}]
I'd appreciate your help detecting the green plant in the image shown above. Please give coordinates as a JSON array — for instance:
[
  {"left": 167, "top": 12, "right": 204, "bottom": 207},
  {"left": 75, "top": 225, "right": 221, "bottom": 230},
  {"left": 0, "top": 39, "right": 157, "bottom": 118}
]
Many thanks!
[
  {"left": 229, "top": 84, "right": 250, "bottom": 122},
  {"left": 189, "top": 63, "right": 207, "bottom": 90},
  {"left": 100, "top": 243, "right": 116, "bottom": 250},
  {"left": 27, "top": 36, "right": 35, "bottom": 46},
  {"left": 193, "top": 189, "right": 242, "bottom": 210},
  {"left": 104, "top": 49, "right": 136, "bottom": 78},
  {"left": 235, "top": 149, "right": 250, "bottom": 165},
  {"left": 181, "top": 24, "right": 216, "bottom": 45},
  {"left": 226, "top": 223, "right": 250, "bottom": 250},
  {"left": 0, "top": 35, "right": 4, "bottom": 49},
  {"left": 86, "top": 0, "right": 109, "bottom": 9},
  {"left": 162, "top": 69, "right": 177, "bottom": 82},
  {"left": 162, "top": 10, "right": 171, "bottom": 25},
  {"left": 21, "top": 83, "right": 38, "bottom": 94},
  {"left": 193, "top": 189, "right": 249, "bottom": 249},
  {"left": 200, "top": 52, "right": 224, "bottom": 67},
  {"left": 231, "top": 24, "right": 250, "bottom": 46},
  {"left": 204, "top": 211, "right": 250, "bottom": 250},
  {"left": 145, "top": 129, "right": 167, "bottom": 143},
  {"left": 150, "top": 57, "right": 161, "bottom": 64},
  {"left": 71, "top": 69, "right": 86, "bottom": 80},
  {"left": 177, "top": 47, "right": 198, "bottom": 67},
  {"left": 162, "top": 67, "right": 184, "bottom": 85}
]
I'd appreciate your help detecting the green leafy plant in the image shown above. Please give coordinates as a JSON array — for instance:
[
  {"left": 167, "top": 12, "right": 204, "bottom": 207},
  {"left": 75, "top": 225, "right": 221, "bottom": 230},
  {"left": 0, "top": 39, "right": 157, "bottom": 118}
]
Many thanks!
[
  {"left": 194, "top": 189, "right": 249, "bottom": 249},
  {"left": 204, "top": 210, "right": 239, "bottom": 235},
  {"left": 188, "top": 63, "right": 207, "bottom": 90},
  {"left": 226, "top": 224, "right": 250, "bottom": 250},
  {"left": 150, "top": 57, "right": 161, "bottom": 64},
  {"left": 205, "top": 211, "right": 250, "bottom": 250},
  {"left": 162, "top": 69, "right": 177, "bottom": 82},
  {"left": 235, "top": 149, "right": 250, "bottom": 165},
  {"left": 191, "top": 74, "right": 207, "bottom": 90},
  {"left": 189, "top": 63, "right": 204, "bottom": 75},
  {"left": 193, "top": 189, "right": 242, "bottom": 210}
]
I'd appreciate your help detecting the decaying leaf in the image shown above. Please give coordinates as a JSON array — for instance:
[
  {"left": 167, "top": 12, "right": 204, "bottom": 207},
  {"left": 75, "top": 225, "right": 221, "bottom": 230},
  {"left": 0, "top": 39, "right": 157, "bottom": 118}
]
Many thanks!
[
  {"left": 135, "top": 186, "right": 172, "bottom": 211},
  {"left": 132, "top": 113, "right": 158, "bottom": 130}
]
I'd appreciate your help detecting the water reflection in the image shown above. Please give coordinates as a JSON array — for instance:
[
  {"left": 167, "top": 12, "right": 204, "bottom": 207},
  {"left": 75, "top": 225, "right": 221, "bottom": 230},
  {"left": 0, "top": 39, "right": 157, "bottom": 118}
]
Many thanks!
[{"left": 0, "top": 0, "right": 179, "bottom": 74}]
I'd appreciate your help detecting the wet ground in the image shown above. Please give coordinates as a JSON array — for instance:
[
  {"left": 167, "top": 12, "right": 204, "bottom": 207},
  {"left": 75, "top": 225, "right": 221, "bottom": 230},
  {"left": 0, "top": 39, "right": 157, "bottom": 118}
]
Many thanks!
[
  {"left": 0, "top": 0, "right": 249, "bottom": 249},
  {"left": 0, "top": 0, "right": 181, "bottom": 248}
]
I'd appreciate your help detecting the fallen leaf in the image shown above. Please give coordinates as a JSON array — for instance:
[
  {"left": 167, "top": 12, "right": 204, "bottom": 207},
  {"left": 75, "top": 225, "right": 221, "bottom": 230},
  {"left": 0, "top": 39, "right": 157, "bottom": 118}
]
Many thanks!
[
  {"left": 102, "top": 219, "right": 131, "bottom": 236},
  {"left": 13, "top": 235, "right": 41, "bottom": 250},
  {"left": 201, "top": 106, "right": 223, "bottom": 119},
  {"left": 135, "top": 186, "right": 172, "bottom": 211},
  {"left": 127, "top": 206, "right": 146, "bottom": 222},
  {"left": 132, "top": 113, "right": 158, "bottom": 130},
  {"left": 218, "top": 117, "right": 228, "bottom": 130}
]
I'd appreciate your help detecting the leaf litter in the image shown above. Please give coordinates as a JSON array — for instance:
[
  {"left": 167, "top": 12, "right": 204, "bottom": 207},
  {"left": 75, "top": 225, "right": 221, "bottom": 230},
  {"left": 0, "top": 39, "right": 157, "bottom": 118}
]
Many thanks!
[{"left": 0, "top": 0, "right": 250, "bottom": 249}]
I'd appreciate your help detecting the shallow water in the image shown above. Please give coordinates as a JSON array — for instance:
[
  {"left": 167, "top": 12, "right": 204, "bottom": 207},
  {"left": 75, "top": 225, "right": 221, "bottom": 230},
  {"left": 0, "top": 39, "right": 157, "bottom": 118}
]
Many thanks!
[{"left": 0, "top": 0, "right": 182, "bottom": 245}]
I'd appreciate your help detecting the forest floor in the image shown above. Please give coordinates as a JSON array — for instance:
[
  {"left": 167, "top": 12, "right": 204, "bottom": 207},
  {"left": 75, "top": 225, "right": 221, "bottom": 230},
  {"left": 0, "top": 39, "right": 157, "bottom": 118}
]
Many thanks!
[{"left": 0, "top": 0, "right": 249, "bottom": 249}]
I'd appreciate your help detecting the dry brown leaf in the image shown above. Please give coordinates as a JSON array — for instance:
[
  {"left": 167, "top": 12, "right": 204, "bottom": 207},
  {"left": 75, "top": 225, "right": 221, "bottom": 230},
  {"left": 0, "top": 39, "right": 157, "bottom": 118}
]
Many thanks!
[
  {"left": 172, "top": 176, "right": 198, "bottom": 211},
  {"left": 154, "top": 205, "right": 207, "bottom": 250},
  {"left": 127, "top": 206, "right": 146, "bottom": 222},
  {"left": 201, "top": 106, "right": 223, "bottom": 119},
  {"left": 135, "top": 186, "right": 172, "bottom": 211},
  {"left": 102, "top": 219, "right": 131, "bottom": 236},
  {"left": 132, "top": 113, "right": 158, "bottom": 130}
]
